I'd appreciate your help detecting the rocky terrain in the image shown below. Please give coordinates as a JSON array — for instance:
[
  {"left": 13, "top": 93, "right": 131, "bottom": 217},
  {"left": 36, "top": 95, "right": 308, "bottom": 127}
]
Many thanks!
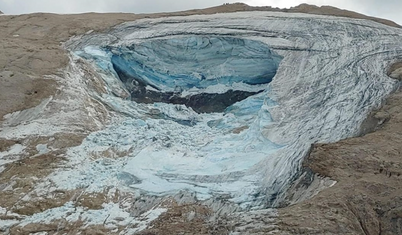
[{"left": 0, "top": 3, "right": 401, "bottom": 235}]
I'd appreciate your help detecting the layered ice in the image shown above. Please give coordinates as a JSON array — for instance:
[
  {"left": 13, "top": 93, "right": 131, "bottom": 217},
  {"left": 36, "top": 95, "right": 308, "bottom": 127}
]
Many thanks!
[
  {"left": 110, "top": 37, "right": 281, "bottom": 91},
  {"left": 79, "top": 36, "right": 282, "bottom": 113},
  {"left": 58, "top": 11, "right": 402, "bottom": 208}
]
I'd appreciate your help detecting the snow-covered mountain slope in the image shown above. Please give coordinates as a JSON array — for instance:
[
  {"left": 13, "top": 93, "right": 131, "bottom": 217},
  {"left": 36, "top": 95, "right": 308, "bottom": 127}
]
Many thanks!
[{"left": 59, "top": 11, "right": 402, "bottom": 208}]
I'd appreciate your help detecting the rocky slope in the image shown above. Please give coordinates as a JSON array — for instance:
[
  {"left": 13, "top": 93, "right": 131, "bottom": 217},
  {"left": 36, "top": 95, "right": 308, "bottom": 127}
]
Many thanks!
[
  {"left": 0, "top": 3, "right": 402, "bottom": 235},
  {"left": 278, "top": 89, "right": 402, "bottom": 234}
]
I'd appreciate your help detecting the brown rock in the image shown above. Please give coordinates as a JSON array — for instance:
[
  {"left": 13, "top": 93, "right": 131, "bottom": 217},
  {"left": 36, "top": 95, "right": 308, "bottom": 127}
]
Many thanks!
[{"left": 278, "top": 90, "right": 402, "bottom": 234}]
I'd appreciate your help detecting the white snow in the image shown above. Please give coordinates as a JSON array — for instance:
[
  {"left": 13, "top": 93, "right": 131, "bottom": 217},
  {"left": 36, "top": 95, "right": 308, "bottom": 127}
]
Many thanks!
[
  {"left": 11, "top": 201, "right": 166, "bottom": 233},
  {"left": 0, "top": 144, "right": 25, "bottom": 171},
  {"left": 36, "top": 144, "right": 49, "bottom": 155},
  {"left": 0, "top": 206, "right": 24, "bottom": 231}
]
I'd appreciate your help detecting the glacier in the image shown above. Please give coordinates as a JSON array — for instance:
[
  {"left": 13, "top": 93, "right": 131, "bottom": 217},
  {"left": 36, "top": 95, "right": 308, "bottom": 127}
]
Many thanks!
[
  {"left": 52, "top": 11, "right": 402, "bottom": 210},
  {"left": 81, "top": 36, "right": 282, "bottom": 113}
]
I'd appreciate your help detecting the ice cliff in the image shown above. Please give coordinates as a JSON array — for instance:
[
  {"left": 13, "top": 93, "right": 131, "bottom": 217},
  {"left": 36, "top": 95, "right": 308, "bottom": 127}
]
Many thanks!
[{"left": 55, "top": 11, "right": 402, "bottom": 210}]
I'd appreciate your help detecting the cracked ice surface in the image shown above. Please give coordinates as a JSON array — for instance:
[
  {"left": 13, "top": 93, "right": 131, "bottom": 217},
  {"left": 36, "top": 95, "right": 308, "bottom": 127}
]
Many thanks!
[
  {"left": 57, "top": 11, "right": 402, "bottom": 208},
  {"left": 81, "top": 36, "right": 282, "bottom": 113},
  {"left": 110, "top": 37, "right": 281, "bottom": 92}
]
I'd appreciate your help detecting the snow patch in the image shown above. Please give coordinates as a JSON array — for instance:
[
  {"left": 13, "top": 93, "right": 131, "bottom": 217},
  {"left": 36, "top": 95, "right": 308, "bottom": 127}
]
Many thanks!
[
  {"left": 9, "top": 202, "right": 165, "bottom": 233},
  {"left": 0, "top": 144, "right": 25, "bottom": 171}
]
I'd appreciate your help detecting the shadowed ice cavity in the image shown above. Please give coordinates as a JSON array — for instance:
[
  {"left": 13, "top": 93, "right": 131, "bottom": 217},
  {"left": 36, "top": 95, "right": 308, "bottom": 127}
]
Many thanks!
[{"left": 108, "top": 36, "right": 282, "bottom": 113}]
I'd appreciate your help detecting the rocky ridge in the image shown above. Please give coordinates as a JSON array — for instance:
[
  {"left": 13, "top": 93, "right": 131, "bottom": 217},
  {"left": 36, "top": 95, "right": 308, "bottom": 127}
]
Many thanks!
[{"left": 199, "top": 3, "right": 401, "bottom": 28}]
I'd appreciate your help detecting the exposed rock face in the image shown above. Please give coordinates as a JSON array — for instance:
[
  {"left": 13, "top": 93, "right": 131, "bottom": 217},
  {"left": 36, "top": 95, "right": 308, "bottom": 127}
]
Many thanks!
[
  {"left": 277, "top": 88, "right": 402, "bottom": 234},
  {"left": 0, "top": 3, "right": 402, "bottom": 235},
  {"left": 388, "top": 62, "right": 402, "bottom": 80}
]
